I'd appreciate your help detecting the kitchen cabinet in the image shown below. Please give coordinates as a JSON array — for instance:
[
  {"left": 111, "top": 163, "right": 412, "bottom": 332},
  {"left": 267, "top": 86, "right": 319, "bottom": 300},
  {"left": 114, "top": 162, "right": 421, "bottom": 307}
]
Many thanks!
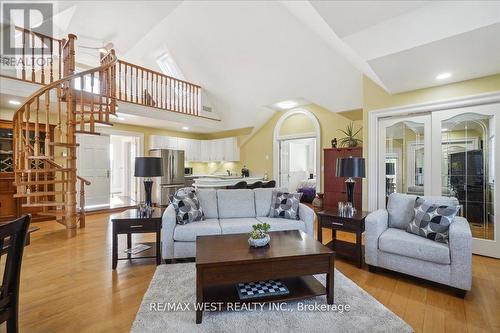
[
  {"left": 224, "top": 137, "right": 240, "bottom": 162},
  {"left": 212, "top": 139, "right": 225, "bottom": 162},
  {"left": 200, "top": 140, "right": 212, "bottom": 162},
  {"left": 150, "top": 135, "right": 240, "bottom": 162}
]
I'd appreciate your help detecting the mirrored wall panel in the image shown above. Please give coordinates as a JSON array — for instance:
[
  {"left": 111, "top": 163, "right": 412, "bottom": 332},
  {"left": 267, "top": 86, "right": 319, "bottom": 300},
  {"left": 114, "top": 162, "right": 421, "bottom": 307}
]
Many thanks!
[
  {"left": 441, "top": 113, "right": 495, "bottom": 240},
  {"left": 385, "top": 121, "right": 426, "bottom": 198}
]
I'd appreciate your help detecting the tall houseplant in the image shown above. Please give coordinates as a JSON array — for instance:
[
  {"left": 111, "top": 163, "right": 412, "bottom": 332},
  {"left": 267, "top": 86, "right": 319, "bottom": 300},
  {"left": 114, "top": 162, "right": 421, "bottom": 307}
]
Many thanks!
[{"left": 338, "top": 122, "right": 362, "bottom": 148}]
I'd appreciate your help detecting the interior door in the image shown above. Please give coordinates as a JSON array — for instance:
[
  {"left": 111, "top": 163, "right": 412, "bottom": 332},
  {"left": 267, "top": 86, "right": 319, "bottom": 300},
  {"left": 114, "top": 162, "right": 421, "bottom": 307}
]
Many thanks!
[
  {"left": 279, "top": 140, "right": 290, "bottom": 191},
  {"left": 378, "top": 114, "right": 432, "bottom": 208},
  {"left": 432, "top": 103, "right": 500, "bottom": 258},
  {"left": 76, "top": 134, "right": 110, "bottom": 208}
]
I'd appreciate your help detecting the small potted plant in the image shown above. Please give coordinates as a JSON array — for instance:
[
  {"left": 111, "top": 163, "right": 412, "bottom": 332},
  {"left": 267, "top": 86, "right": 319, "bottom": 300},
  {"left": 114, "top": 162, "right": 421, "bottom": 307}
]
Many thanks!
[
  {"left": 248, "top": 223, "right": 271, "bottom": 247},
  {"left": 338, "top": 122, "right": 363, "bottom": 148}
]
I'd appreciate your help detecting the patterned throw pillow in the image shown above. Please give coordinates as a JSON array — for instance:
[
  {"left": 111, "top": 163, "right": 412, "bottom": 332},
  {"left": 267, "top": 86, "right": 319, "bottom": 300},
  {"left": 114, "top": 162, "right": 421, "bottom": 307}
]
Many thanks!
[
  {"left": 169, "top": 189, "right": 205, "bottom": 225},
  {"left": 406, "top": 197, "right": 459, "bottom": 243},
  {"left": 269, "top": 190, "right": 302, "bottom": 220}
]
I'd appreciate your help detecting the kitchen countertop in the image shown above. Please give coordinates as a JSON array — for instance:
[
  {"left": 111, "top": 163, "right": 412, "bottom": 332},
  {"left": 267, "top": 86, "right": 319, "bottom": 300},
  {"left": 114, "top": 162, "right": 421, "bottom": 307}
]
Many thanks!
[
  {"left": 185, "top": 174, "right": 239, "bottom": 179},
  {"left": 193, "top": 176, "right": 264, "bottom": 188}
]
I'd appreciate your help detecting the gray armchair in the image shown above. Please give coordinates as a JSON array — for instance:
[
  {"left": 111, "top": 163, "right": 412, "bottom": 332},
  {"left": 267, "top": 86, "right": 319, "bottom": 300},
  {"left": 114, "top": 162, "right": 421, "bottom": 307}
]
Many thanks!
[{"left": 365, "top": 193, "right": 472, "bottom": 296}]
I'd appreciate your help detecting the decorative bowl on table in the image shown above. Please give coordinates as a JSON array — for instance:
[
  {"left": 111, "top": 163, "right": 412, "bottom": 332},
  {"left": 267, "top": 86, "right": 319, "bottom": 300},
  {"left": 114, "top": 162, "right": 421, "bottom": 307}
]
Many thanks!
[{"left": 248, "top": 233, "right": 270, "bottom": 247}]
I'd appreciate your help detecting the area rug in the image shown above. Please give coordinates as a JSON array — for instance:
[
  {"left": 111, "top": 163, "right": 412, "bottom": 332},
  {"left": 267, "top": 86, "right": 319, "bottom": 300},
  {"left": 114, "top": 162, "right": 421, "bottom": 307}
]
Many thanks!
[{"left": 131, "top": 263, "right": 412, "bottom": 333}]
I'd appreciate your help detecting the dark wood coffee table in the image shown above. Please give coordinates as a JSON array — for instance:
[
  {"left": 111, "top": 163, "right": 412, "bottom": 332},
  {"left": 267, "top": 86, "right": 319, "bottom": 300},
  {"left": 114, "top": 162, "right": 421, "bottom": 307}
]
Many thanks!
[{"left": 195, "top": 230, "right": 334, "bottom": 324}]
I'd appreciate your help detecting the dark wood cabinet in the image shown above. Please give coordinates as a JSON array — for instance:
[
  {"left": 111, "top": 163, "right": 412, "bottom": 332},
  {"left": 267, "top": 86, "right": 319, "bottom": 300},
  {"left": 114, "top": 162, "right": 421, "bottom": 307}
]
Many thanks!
[
  {"left": 323, "top": 147, "right": 363, "bottom": 211},
  {"left": 0, "top": 119, "right": 55, "bottom": 222}
]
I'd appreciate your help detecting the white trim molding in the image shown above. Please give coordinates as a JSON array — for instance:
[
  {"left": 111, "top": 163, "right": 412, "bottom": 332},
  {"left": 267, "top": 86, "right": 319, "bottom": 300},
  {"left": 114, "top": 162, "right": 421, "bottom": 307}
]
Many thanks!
[
  {"left": 273, "top": 108, "right": 321, "bottom": 191},
  {"left": 276, "top": 132, "right": 317, "bottom": 141}
]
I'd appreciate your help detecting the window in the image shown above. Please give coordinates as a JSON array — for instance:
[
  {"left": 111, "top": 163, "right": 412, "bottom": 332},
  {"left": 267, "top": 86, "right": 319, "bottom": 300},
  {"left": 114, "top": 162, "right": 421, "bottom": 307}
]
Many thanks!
[{"left": 157, "top": 51, "right": 185, "bottom": 80}]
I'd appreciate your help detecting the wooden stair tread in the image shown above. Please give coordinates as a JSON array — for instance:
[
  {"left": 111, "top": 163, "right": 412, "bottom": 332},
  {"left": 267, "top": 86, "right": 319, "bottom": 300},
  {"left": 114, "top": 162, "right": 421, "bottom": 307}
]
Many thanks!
[
  {"left": 27, "top": 156, "right": 53, "bottom": 160},
  {"left": 14, "top": 191, "right": 66, "bottom": 198},
  {"left": 15, "top": 179, "right": 66, "bottom": 186},
  {"left": 70, "top": 120, "right": 114, "bottom": 126},
  {"left": 22, "top": 202, "right": 66, "bottom": 208},
  {"left": 15, "top": 168, "right": 72, "bottom": 173},
  {"left": 75, "top": 130, "right": 100, "bottom": 136},
  {"left": 48, "top": 142, "right": 80, "bottom": 147},
  {"left": 26, "top": 154, "right": 75, "bottom": 160}
]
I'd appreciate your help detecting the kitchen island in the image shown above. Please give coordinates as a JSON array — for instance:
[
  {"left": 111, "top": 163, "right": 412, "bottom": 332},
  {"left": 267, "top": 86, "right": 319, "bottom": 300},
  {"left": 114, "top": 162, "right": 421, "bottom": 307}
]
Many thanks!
[{"left": 192, "top": 176, "right": 264, "bottom": 188}]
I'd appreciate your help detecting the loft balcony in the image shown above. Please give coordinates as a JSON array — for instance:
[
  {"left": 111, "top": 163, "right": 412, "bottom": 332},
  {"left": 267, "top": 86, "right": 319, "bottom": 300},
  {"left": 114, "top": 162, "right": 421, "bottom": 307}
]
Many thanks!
[{"left": 0, "top": 27, "right": 221, "bottom": 131}]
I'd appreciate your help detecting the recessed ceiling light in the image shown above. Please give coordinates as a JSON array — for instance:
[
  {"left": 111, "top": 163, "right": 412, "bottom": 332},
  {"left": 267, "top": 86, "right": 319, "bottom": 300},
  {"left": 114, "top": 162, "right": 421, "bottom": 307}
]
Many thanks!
[
  {"left": 9, "top": 100, "right": 21, "bottom": 105},
  {"left": 436, "top": 72, "right": 452, "bottom": 80},
  {"left": 276, "top": 100, "right": 298, "bottom": 110},
  {"left": 182, "top": 126, "right": 189, "bottom": 130}
]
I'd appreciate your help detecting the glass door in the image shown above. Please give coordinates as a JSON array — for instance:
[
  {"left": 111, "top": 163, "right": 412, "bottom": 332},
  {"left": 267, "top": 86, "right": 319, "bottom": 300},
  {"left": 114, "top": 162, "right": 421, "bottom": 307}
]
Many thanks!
[
  {"left": 378, "top": 115, "right": 432, "bottom": 208},
  {"left": 432, "top": 104, "right": 499, "bottom": 257}
]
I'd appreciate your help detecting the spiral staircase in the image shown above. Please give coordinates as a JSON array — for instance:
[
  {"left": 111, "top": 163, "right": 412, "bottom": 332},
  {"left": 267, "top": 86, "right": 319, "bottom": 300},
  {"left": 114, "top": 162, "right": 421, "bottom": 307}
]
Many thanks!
[{"left": 11, "top": 34, "right": 117, "bottom": 237}]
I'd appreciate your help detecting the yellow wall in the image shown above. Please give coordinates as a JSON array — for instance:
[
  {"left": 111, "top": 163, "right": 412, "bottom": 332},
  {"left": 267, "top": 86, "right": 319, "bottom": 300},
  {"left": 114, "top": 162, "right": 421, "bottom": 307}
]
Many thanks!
[
  {"left": 279, "top": 113, "right": 316, "bottom": 136},
  {"left": 362, "top": 73, "right": 500, "bottom": 209},
  {"left": 239, "top": 104, "right": 362, "bottom": 191},
  {"left": 0, "top": 109, "right": 15, "bottom": 120}
]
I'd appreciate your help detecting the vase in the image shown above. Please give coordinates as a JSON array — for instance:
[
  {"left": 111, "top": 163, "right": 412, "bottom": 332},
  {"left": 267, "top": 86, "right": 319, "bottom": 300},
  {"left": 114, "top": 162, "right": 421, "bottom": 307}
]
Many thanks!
[{"left": 248, "top": 234, "right": 270, "bottom": 247}]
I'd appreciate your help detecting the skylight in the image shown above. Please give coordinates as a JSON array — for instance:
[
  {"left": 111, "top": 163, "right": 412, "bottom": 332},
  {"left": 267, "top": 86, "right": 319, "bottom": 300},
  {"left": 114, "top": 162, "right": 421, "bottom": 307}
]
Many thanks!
[{"left": 157, "top": 51, "right": 185, "bottom": 80}]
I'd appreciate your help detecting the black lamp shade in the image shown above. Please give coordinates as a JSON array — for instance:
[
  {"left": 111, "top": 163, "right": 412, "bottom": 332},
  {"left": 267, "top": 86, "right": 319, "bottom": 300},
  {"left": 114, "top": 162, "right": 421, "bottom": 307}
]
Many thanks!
[
  {"left": 336, "top": 157, "right": 366, "bottom": 178},
  {"left": 134, "top": 157, "right": 163, "bottom": 177},
  {"left": 386, "top": 162, "right": 395, "bottom": 176}
]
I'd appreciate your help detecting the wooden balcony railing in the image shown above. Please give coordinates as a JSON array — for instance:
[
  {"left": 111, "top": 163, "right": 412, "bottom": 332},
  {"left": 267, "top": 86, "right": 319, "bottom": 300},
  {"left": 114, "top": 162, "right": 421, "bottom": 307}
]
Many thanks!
[
  {"left": 1, "top": 26, "right": 64, "bottom": 85},
  {"left": 116, "top": 59, "right": 202, "bottom": 116},
  {"left": 2, "top": 27, "right": 205, "bottom": 119}
]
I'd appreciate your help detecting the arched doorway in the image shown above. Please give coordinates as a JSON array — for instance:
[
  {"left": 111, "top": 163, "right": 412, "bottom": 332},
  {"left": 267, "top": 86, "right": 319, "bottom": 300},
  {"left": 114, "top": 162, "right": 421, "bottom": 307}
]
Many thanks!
[{"left": 273, "top": 109, "right": 321, "bottom": 192}]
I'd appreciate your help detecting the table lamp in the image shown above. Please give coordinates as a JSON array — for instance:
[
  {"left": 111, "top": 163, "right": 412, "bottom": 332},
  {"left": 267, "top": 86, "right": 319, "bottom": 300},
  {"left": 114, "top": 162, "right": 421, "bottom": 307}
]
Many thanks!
[
  {"left": 336, "top": 156, "right": 366, "bottom": 210},
  {"left": 134, "top": 157, "right": 163, "bottom": 207}
]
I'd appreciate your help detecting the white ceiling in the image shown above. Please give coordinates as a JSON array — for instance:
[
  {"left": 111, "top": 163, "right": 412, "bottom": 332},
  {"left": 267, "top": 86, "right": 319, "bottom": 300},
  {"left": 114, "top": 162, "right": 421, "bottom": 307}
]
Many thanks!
[
  {"left": 36, "top": 0, "right": 362, "bottom": 131},
  {"left": 309, "top": 1, "right": 428, "bottom": 38},
  {"left": 2, "top": 1, "right": 499, "bottom": 132},
  {"left": 122, "top": 1, "right": 363, "bottom": 130},
  {"left": 369, "top": 23, "right": 500, "bottom": 92},
  {"left": 308, "top": 0, "right": 500, "bottom": 93}
]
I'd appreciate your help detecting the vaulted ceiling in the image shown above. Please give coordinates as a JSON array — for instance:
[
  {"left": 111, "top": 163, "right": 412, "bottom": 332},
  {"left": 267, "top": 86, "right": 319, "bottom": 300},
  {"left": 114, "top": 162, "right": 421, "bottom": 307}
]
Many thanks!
[{"left": 14, "top": 1, "right": 500, "bottom": 132}]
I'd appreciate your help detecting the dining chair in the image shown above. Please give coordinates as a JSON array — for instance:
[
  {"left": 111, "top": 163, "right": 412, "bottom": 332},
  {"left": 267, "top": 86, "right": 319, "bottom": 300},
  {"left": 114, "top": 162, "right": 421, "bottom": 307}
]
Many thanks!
[
  {"left": 228, "top": 181, "right": 247, "bottom": 189},
  {"left": 262, "top": 180, "right": 276, "bottom": 188},
  {"left": 0, "top": 215, "right": 31, "bottom": 333},
  {"left": 247, "top": 181, "right": 263, "bottom": 189}
]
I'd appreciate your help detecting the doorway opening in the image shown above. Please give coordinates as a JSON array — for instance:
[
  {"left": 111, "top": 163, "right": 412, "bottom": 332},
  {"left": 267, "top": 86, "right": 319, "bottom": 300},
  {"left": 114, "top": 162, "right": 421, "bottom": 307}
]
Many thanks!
[
  {"left": 77, "top": 131, "right": 142, "bottom": 211},
  {"left": 273, "top": 108, "right": 321, "bottom": 198},
  {"left": 110, "top": 134, "right": 140, "bottom": 206},
  {"left": 279, "top": 137, "right": 317, "bottom": 192}
]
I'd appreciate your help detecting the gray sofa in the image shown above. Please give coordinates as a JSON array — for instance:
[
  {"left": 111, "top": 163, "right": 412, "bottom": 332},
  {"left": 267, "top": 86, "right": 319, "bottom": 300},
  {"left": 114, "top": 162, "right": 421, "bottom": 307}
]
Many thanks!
[
  {"left": 365, "top": 193, "right": 472, "bottom": 295},
  {"left": 161, "top": 188, "right": 315, "bottom": 259}
]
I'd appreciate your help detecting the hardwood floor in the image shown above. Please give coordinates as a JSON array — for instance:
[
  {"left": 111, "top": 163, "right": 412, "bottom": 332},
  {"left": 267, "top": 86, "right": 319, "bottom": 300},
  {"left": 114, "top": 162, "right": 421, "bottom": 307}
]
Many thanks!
[{"left": 2, "top": 212, "right": 500, "bottom": 333}]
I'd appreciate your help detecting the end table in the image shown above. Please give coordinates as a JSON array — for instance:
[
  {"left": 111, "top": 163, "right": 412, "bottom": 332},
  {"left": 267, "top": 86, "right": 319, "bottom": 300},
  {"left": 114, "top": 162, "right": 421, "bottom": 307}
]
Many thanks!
[
  {"left": 317, "top": 209, "right": 368, "bottom": 268},
  {"left": 110, "top": 208, "right": 163, "bottom": 269}
]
